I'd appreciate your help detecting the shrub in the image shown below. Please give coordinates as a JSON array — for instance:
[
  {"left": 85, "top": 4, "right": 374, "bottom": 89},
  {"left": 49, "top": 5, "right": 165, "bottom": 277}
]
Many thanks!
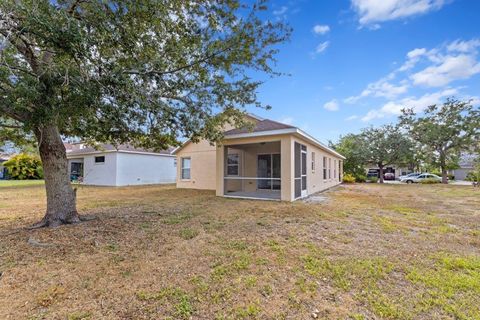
[
  {"left": 343, "top": 173, "right": 356, "bottom": 183},
  {"left": 367, "top": 176, "right": 378, "bottom": 183},
  {"left": 466, "top": 172, "right": 480, "bottom": 182},
  {"left": 420, "top": 178, "right": 441, "bottom": 184},
  {"left": 3, "top": 154, "right": 43, "bottom": 180},
  {"left": 355, "top": 174, "right": 367, "bottom": 183}
]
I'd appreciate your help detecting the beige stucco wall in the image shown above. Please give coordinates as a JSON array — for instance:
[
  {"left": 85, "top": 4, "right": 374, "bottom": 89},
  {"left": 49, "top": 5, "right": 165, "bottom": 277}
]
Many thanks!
[
  {"left": 178, "top": 130, "right": 344, "bottom": 201},
  {"left": 175, "top": 116, "right": 259, "bottom": 190},
  {"left": 176, "top": 140, "right": 217, "bottom": 190},
  {"left": 291, "top": 135, "right": 344, "bottom": 197}
]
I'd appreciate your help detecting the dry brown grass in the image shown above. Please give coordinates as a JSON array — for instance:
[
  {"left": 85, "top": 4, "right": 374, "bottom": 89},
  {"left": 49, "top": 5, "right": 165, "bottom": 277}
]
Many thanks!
[{"left": 0, "top": 183, "right": 479, "bottom": 319}]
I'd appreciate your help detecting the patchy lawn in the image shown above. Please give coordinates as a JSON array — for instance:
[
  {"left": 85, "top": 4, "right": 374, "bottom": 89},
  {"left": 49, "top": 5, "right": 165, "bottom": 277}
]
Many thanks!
[
  {"left": 0, "top": 183, "right": 479, "bottom": 320},
  {"left": 0, "top": 180, "right": 44, "bottom": 188}
]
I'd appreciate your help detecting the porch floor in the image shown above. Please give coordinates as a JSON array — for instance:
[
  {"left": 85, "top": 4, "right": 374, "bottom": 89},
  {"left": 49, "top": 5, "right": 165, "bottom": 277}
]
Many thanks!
[{"left": 224, "top": 190, "right": 281, "bottom": 200}]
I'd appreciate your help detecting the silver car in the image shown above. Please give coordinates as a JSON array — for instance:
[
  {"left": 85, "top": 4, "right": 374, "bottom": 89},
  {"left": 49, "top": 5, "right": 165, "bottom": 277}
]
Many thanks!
[
  {"left": 398, "top": 172, "right": 422, "bottom": 181},
  {"left": 402, "top": 173, "right": 442, "bottom": 184}
]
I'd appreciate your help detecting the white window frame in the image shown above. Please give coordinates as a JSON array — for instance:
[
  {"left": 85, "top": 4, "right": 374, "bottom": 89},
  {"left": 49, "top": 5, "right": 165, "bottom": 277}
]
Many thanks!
[
  {"left": 311, "top": 152, "right": 315, "bottom": 173},
  {"left": 323, "top": 156, "right": 327, "bottom": 180},
  {"left": 334, "top": 159, "right": 336, "bottom": 179},
  {"left": 227, "top": 153, "right": 240, "bottom": 176},
  {"left": 328, "top": 158, "right": 331, "bottom": 179},
  {"left": 181, "top": 157, "right": 191, "bottom": 180}
]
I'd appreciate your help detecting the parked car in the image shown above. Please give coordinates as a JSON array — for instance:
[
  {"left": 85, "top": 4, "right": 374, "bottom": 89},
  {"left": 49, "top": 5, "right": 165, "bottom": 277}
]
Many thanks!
[
  {"left": 367, "top": 171, "right": 378, "bottom": 179},
  {"left": 384, "top": 172, "right": 395, "bottom": 180},
  {"left": 399, "top": 172, "right": 422, "bottom": 181},
  {"left": 403, "top": 173, "right": 442, "bottom": 184}
]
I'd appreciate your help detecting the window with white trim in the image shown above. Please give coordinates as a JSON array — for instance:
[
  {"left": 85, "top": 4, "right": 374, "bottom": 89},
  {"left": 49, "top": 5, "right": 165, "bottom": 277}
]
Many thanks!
[
  {"left": 95, "top": 156, "right": 105, "bottom": 164},
  {"left": 181, "top": 157, "right": 191, "bottom": 179},
  {"left": 323, "top": 156, "right": 327, "bottom": 179},
  {"left": 334, "top": 159, "right": 337, "bottom": 179},
  {"left": 328, "top": 158, "right": 331, "bottom": 179},
  {"left": 227, "top": 153, "right": 239, "bottom": 176},
  {"left": 311, "top": 152, "right": 315, "bottom": 172}
]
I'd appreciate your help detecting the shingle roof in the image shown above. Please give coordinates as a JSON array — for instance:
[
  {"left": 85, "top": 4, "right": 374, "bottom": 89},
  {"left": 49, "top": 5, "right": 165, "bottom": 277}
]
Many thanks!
[
  {"left": 224, "top": 119, "right": 295, "bottom": 136},
  {"left": 67, "top": 144, "right": 174, "bottom": 156},
  {"left": 459, "top": 153, "right": 477, "bottom": 168}
]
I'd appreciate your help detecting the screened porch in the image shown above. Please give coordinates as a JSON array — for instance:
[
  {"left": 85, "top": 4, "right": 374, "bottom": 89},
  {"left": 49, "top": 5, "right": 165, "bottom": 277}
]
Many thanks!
[{"left": 222, "top": 141, "right": 281, "bottom": 200}]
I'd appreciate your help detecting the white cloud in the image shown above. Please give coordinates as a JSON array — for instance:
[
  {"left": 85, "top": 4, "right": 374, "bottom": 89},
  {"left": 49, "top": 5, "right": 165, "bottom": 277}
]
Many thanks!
[
  {"left": 313, "top": 25, "right": 330, "bottom": 35},
  {"left": 345, "top": 115, "right": 359, "bottom": 121},
  {"left": 351, "top": 0, "right": 447, "bottom": 26},
  {"left": 346, "top": 38, "right": 480, "bottom": 105},
  {"left": 324, "top": 99, "right": 339, "bottom": 111},
  {"left": 279, "top": 117, "right": 294, "bottom": 125},
  {"left": 410, "top": 54, "right": 480, "bottom": 87},
  {"left": 345, "top": 75, "right": 408, "bottom": 103},
  {"left": 361, "top": 88, "right": 458, "bottom": 122},
  {"left": 273, "top": 6, "right": 288, "bottom": 16},
  {"left": 398, "top": 48, "right": 428, "bottom": 71},
  {"left": 447, "top": 39, "right": 480, "bottom": 53},
  {"left": 316, "top": 41, "right": 330, "bottom": 53}
]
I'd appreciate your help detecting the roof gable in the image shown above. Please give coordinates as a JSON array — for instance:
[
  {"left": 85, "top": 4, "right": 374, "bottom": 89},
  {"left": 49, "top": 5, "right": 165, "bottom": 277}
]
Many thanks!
[{"left": 224, "top": 119, "right": 294, "bottom": 136}]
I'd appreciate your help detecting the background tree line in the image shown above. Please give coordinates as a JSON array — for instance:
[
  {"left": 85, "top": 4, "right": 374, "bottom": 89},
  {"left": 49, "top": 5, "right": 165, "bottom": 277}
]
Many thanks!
[{"left": 331, "top": 98, "right": 480, "bottom": 184}]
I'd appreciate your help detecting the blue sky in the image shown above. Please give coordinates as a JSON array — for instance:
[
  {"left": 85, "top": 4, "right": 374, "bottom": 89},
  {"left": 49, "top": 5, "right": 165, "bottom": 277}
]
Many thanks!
[{"left": 247, "top": 0, "right": 480, "bottom": 143}]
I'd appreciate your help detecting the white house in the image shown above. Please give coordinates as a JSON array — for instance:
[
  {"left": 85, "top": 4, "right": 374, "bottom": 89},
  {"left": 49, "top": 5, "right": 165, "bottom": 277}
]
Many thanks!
[
  {"left": 0, "top": 153, "right": 12, "bottom": 179},
  {"left": 66, "top": 143, "right": 176, "bottom": 186}
]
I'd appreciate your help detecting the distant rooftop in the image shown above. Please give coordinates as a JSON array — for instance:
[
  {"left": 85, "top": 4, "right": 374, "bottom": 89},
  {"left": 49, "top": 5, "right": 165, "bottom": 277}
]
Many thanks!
[{"left": 66, "top": 143, "right": 174, "bottom": 156}]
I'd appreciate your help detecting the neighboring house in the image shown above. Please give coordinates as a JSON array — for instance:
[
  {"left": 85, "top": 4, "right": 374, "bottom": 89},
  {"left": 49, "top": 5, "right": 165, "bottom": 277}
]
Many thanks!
[
  {"left": 66, "top": 143, "right": 176, "bottom": 186},
  {"left": 450, "top": 153, "right": 477, "bottom": 180},
  {"left": 0, "top": 153, "right": 12, "bottom": 179},
  {"left": 173, "top": 114, "right": 345, "bottom": 201}
]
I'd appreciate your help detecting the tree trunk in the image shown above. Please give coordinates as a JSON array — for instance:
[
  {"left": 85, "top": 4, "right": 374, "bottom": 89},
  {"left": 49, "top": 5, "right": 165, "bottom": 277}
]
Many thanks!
[
  {"left": 378, "top": 164, "right": 384, "bottom": 183},
  {"left": 33, "top": 124, "right": 79, "bottom": 227},
  {"left": 440, "top": 154, "right": 448, "bottom": 184},
  {"left": 441, "top": 166, "right": 448, "bottom": 184}
]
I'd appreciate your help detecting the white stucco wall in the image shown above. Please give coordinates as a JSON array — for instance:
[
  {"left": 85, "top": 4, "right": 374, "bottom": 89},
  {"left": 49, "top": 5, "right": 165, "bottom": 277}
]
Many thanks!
[
  {"left": 115, "top": 152, "right": 176, "bottom": 186},
  {"left": 82, "top": 153, "right": 118, "bottom": 186}
]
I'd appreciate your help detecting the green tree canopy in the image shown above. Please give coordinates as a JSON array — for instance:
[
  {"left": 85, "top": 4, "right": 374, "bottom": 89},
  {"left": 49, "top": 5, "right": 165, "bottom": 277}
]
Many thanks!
[
  {"left": 400, "top": 98, "right": 480, "bottom": 183},
  {"left": 330, "top": 133, "right": 368, "bottom": 179},
  {"left": 361, "top": 124, "right": 413, "bottom": 183},
  {"left": 0, "top": 0, "right": 290, "bottom": 227}
]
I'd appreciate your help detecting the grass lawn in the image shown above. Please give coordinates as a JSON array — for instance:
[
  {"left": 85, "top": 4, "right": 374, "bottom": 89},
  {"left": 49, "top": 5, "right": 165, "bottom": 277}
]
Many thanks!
[
  {"left": 0, "top": 183, "right": 479, "bottom": 319},
  {"left": 0, "top": 179, "right": 44, "bottom": 188}
]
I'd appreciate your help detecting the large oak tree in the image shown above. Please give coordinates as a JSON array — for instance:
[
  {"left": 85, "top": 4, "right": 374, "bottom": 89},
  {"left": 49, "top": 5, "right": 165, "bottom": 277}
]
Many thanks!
[
  {"left": 361, "top": 124, "right": 413, "bottom": 183},
  {"left": 0, "top": 0, "right": 290, "bottom": 227},
  {"left": 400, "top": 99, "right": 480, "bottom": 184}
]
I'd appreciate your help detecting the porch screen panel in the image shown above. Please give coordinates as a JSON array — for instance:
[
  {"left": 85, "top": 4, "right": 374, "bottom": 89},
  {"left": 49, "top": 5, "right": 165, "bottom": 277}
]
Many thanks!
[
  {"left": 301, "top": 147, "right": 307, "bottom": 191},
  {"left": 257, "top": 154, "right": 272, "bottom": 190},
  {"left": 294, "top": 142, "right": 301, "bottom": 198},
  {"left": 272, "top": 154, "right": 281, "bottom": 190}
]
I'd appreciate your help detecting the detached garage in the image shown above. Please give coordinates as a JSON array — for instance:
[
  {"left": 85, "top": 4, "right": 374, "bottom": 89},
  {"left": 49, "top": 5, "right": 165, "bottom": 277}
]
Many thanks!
[{"left": 66, "top": 143, "right": 176, "bottom": 186}]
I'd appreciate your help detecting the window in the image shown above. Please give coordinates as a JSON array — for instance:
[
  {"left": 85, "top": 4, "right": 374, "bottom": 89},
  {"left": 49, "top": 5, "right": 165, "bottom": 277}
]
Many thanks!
[
  {"left": 181, "top": 157, "right": 191, "bottom": 180},
  {"left": 311, "top": 152, "right": 315, "bottom": 172},
  {"left": 95, "top": 156, "right": 105, "bottom": 164},
  {"left": 227, "top": 153, "right": 239, "bottom": 176},
  {"left": 334, "top": 160, "right": 336, "bottom": 179},
  {"left": 328, "top": 158, "right": 331, "bottom": 179},
  {"left": 323, "top": 157, "right": 327, "bottom": 180},
  {"left": 173, "top": 158, "right": 177, "bottom": 167}
]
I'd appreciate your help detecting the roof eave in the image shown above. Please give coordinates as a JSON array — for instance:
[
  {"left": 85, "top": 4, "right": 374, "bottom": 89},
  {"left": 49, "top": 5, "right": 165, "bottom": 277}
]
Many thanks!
[{"left": 224, "top": 128, "right": 346, "bottom": 160}]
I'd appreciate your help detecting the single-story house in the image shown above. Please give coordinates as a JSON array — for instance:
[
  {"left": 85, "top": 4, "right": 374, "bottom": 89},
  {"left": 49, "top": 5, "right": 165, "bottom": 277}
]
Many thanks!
[
  {"left": 450, "top": 153, "right": 477, "bottom": 180},
  {"left": 173, "top": 114, "right": 345, "bottom": 201},
  {"left": 66, "top": 143, "right": 176, "bottom": 186}
]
